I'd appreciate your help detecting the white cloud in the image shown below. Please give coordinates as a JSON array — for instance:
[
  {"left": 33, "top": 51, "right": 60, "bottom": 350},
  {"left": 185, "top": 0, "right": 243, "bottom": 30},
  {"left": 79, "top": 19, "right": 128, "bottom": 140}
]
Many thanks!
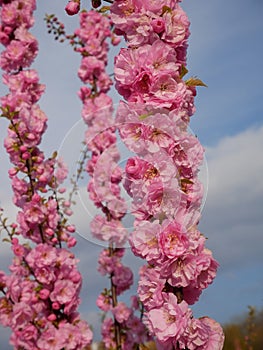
[
  {"left": 200, "top": 125, "right": 263, "bottom": 269},
  {"left": 0, "top": 328, "right": 12, "bottom": 350},
  {"left": 206, "top": 126, "right": 263, "bottom": 195}
]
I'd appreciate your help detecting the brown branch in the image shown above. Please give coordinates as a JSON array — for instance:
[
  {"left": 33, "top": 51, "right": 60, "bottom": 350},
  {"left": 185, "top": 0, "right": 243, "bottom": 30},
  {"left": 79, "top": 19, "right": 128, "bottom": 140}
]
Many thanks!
[{"left": 109, "top": 244, "right": 122, "bottom": 350}]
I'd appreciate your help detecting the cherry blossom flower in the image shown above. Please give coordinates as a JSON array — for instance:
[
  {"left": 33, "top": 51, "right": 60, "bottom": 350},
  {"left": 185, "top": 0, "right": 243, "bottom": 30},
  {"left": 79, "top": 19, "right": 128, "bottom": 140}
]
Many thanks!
[
  {"left": 147, "top": 293, "right": 192, "bottom": 343},
  {"left": 65, "top": 0, "right": 80, "bottom": 16}
]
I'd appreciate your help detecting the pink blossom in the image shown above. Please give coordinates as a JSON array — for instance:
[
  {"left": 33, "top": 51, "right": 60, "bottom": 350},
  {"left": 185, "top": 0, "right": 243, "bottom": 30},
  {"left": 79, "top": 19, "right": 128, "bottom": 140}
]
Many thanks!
[
  {"left": 147, "top": 293, "right": 192, "bottom": 343},
  {"left": 125, "top": 157, "right": 151, "bottom": 180},
  {"left": 3, "top": 69, "right": 45, "bottom": 103},
  {"left": 142, "top": 178, "right": 168, "bottom": 217},
  {"left": 11, "top": 240, "right": 25, "bottom": 257},
  {"left": 38, "top": 288, "right": 50, "bottom": 300},
  {"left": 65, "top": 0, "right": 80, "bottom": 16},
  {"left": 130, "top": 295, "right": 140, "bottom": 310},
  {"left": 116, "top": 102, "right": 180, "bottom": 154},
  {"left": 37, "top": 323, "right": 65, "bottom": 350},
  {"left": 126, "top": 314, "right": 149, "bottom": 344},
  {"left": 1, "top": 28, "right": 38, "bottom": 72},
  {"left": 129, "top": 220, "right": 161, "bottom": 263},
  {"left": 78, "top": 56, "right": 105, "bottom": 84},
  {"left": 0, "top": 1, "right": 35, "bottom": 30},
  {"left": 112, "top": 265, "right": 133, "bottom": 295},
  {"left": 107, "top": 197, "right": 127, "bottom": 220},
  {"left": 114, "top": 41, "right": 180, "bottom": 101},
  {"left": 181, "top": 317, "right": 224, "bottom": 350},
  {"left": 127, "top": 151, "right": 182, "bottom": 219},
  {"left": 25, "top": 243, "right": 57, "bottom": 269},
  {"left": 194, "top": 248, "right": 219, "bottom": 290},
  {"left": 75, "top": 10, "right": 111, "bottom": 61},
  {"left": 22, "top": 199, "right": 45, "bottom": 227},
  {"left": 0, "top": 297, "right": 13, "bottom": 327},
  {"left": 67, "top": 236, "right": 77, "bottom": 248},
  {"left": 149, "top": 74, "right": 186, "bottom": 108},
  {"left": 161, "top": 254, "right": 198, "bottom": 287},
  {"left": 112, "top": 302, "right": 132, "bottom": 323},
  {"left": 110, "top": 0, "right": 141, "bottom": 32},
  {"left": 141, "top": 0, "right": 177, "bottom": 13},
  {"left": 114, "top": 47, "right": 141, "bottom": 88},
  {"left": 54, "top": 157, "right": 68, "bottom": 184},
  {"left": 1, "top": 40, "right": 29, "bottom": 72},
  {"left": 138, "top": 265, "right": 165, "bottom": 310},
  {"left": 47, "top": 313, "right": 56, "bottom": 322},
  {"left": 111, "top": 33, "right": 121, "bottom": 46},
  {"left": 168, "top": 133, "right": 204, "bottom": 175},
  {"left": 85, "top": 125, "right": 116, "bottom": 154},
  {"left": 200, "top": 317, "right": 224, "bottom": 350},
  {"left": 0, "top": 2, "right": 18, "bottom": 28},
  {"left": 0, "top": 1, "right": 93, "bottom": 346},
  {"left": 58, "top": 323, "right": 82, "bottom": 349},
  {"left": 50, "top": 279, "right": 77, "bottom": 306},
  {"left": 183, "top": 285, "right": 202, "bottom": 305},
  {"left": 111, "top": 4, "right": 155, "bottom": 46},
  {"left": 5, "top": 274, "right": 22, "bottom": 303},
  {"left": 35, "top": 266, "right": 56, "bottom": 284},
  {"left": 98, "top": 248, "right": 121, "bottom": 276},
  {"left": 101, "top": 317, "right": 115, "bottom": 349},
  {"left": 90, "top": 215, "right": 128, "bottom": 245},
  {"left": 117, "top": 100, "right": 154, "bottom": 148},
  {"left": 144, "top": 40, "right": 179, "bottom": 77},
  {"left": 96, "top": 293, "right": 112, "bottom": 311},
  {"left": 151, "top": 18, "right": 165, "bottom": 33},
  {"left": 0, "top": 27, "right": 11, "bottom": 46},
  {"left": 97, "top": 71, "right": 113, "bottom": 92},
  {"left": 8, "top": 256, "right": 29, "bottom": 277},
  {"left": 10, "top": 324, "right": 38, "bottom": 349},
  {"left": 11, "top": 302, "right": 33, "bottom": 328},
  {"left": 76, "top": 319, "right": 93, "bottom": 347},
  {"left": 161, "top": 6, "right": 190, "bottom": 48},
  {"left": 159, "top": 220, "right": 189, "bottom": 259}
]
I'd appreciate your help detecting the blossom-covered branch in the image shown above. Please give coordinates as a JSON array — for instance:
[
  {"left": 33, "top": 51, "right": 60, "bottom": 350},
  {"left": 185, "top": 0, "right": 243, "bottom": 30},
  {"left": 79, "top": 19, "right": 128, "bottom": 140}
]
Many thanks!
[
  {"left": 0, "top": 1, "right": 92, "bottom": 348},
  {"left": 59, "top": 6, "right": 150, "bottom": 349},
  {"left": 110, "top": 0, "right": 225, "bottom": 349}
]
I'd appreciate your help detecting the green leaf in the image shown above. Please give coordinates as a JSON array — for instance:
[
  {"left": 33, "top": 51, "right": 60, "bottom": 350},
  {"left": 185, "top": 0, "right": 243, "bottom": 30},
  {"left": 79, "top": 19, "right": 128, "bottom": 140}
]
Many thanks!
[
  {"left": 180, "top": 65, "right": 188, "bottom": 79},
  {"left": 2, "top": 217, "right": 8, "bottom": 226},
  {"left": 99, "top": 6, "right": 110, "bottom": 13},
  {"left": 185, "top": 77, "right": 207, "bottom": 87},
  {"left": 181, "top": 178, "right": 194, "bottom": 185},
  {"left": 139, "top": 113, "right": 151, "bottom": 120},
  {"left": 139, "top": 345, "right": 151, "bottom": 350},
  {"left": 162, "top": 6, "right": 172, "bottom": 15},
  {"left": 34, "top": 285, "right": 43, "bottom": 292}
]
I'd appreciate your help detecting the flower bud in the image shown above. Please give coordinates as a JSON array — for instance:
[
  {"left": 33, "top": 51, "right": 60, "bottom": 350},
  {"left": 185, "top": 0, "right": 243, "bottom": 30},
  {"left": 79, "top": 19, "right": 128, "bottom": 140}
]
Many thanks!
[
  {"left": 65, "top": 0, "right": 80, "bottom": 16},
  {"left": 92, "top": 0, "right": 101, "bottom": 8}
]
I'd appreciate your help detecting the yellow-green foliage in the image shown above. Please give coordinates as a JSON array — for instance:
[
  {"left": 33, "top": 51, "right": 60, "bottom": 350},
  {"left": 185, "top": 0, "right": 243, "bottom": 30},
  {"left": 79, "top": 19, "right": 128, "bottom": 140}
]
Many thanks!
[{"left": 223, "top": 307, "right": 263, "bottom": 350}]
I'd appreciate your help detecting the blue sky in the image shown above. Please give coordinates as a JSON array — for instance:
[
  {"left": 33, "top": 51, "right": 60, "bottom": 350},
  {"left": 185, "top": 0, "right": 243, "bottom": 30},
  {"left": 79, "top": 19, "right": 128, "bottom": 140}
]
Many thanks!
[{"left": 0, "top": 0, "right": 263, "bottom": 347}]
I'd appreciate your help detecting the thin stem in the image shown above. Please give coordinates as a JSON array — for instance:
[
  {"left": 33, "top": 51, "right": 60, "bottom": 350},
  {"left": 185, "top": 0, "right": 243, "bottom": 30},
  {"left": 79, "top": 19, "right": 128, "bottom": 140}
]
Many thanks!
[
  {"left": 140, "top": 303, "right": 144, "bottom": 322},
  {"left": 68, "top": 144, "right": 89, "bottom": 206},
  {"left": 0, "top": 215, "right": 12, "bottom": 238},
  {"left": 10, "top": 119, "right": 35, "bottom": 197},
  {"left": 109, "top": 244, "right": 122, "bottom": 350}
]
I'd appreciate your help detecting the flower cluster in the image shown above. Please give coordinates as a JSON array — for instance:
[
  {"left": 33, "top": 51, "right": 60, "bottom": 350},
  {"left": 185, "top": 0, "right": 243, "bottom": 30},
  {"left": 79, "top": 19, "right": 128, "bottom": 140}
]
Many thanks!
[
  {"left": 0, "top": 1, "right": 92, "bottom": 348},
  {"left": 72, "top": 9, "right": 149, "bottom": 349},
  {"left": 112, "top": 1, "right": 225, "bottom": 349},
  {"left": 112, "top": 1, "right": 196, "bottom": 124},
  {"left": 0, "top": 0, "right": 225, "bottom": 348}
]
